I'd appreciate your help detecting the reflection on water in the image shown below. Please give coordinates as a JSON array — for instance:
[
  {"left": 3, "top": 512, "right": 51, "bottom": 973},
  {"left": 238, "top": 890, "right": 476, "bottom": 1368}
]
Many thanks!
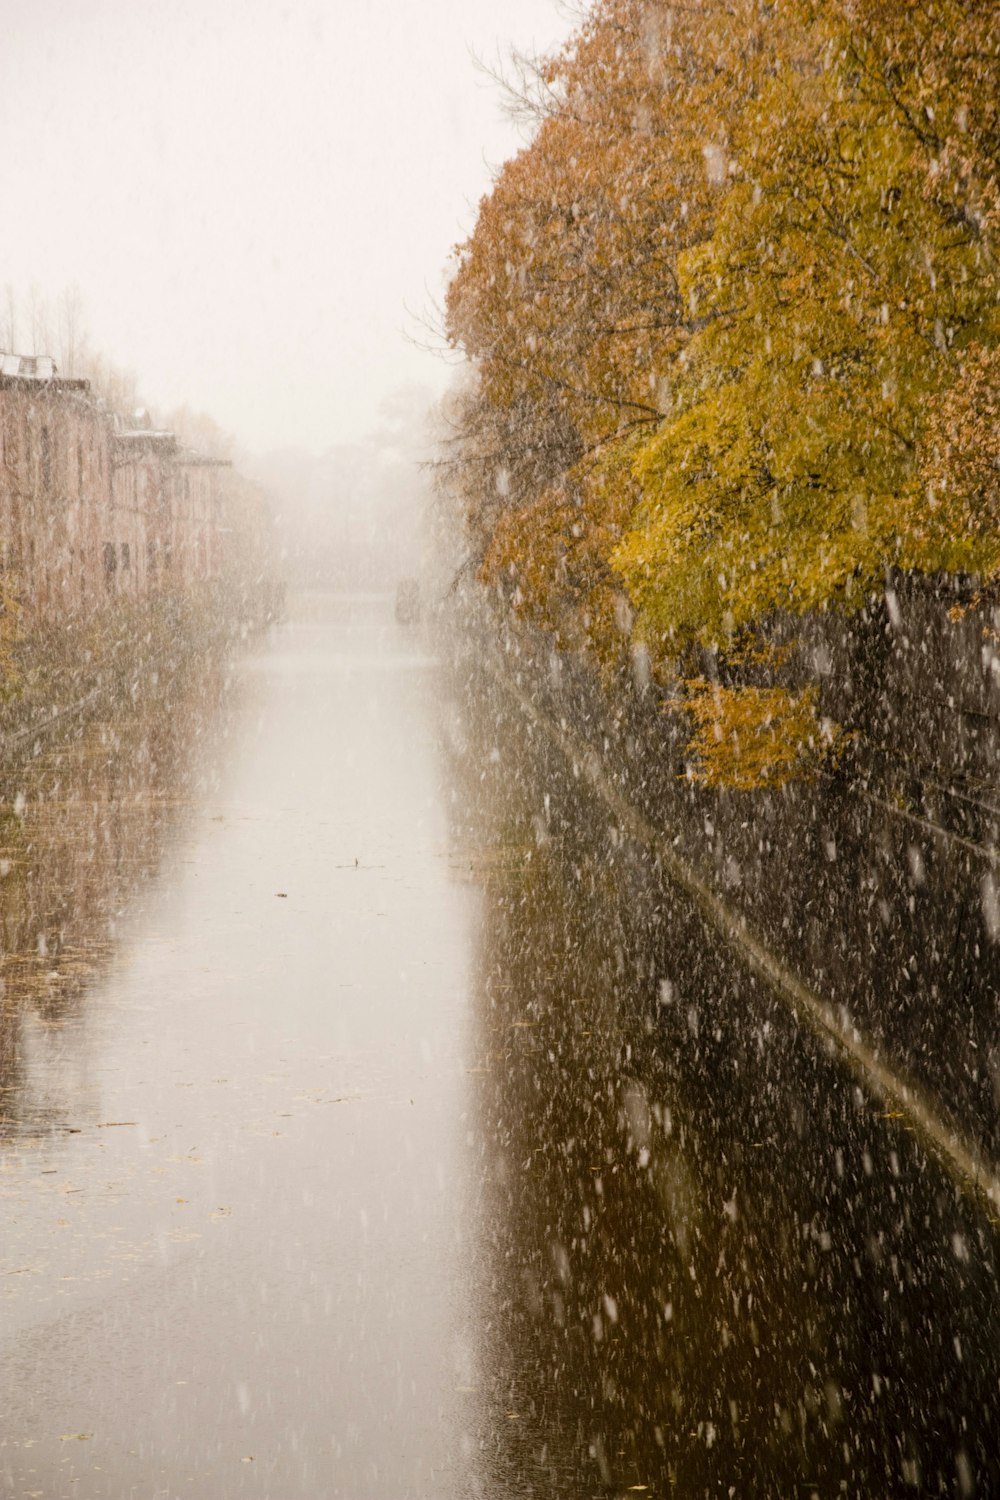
[
  {"left": 1, "top": 596, "right": 475, "bottom": 1500},
  {"left": 0, "top": 668, "right": 241, "bottom": 1142},
  {"left": 450, "top": 661, "right": 1000, "bottom": 1498},
  {"left": 0, "top": 598, "right": 997, "bottom": 1497}
]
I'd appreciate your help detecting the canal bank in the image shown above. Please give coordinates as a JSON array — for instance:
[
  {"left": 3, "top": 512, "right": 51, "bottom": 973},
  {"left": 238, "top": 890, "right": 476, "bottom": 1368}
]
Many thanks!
[
  {"left": 446, "top": 584, "right": 1000, "bottom": 1183},
  {"left": 0, "top": 586, "right": 259, "bottom": 781}
]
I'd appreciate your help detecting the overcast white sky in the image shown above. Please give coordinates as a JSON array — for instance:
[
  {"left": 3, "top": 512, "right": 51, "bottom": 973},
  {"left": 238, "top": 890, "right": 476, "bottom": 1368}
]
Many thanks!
[{"left": 0, "top": 0, "right": 572, "bottom": 454}]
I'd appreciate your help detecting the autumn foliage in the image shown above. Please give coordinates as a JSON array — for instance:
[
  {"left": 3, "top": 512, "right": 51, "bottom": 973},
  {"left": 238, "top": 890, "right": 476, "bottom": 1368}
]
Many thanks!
[{"left": 443, "top": 0, "right": 1000, "bottom": 785}]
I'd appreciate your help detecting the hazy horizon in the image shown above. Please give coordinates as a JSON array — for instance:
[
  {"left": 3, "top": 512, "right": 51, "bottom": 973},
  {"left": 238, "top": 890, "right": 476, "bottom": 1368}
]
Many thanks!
[{"left": 0, "top": 0, "right": 571, "bottom": 457}]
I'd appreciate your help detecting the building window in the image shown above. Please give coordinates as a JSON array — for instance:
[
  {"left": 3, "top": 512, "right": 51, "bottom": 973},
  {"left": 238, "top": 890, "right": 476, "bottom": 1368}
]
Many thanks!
[
  {"left": 77, "top": 440, "right": 84, "bottom": 495},
  {"left": 41, "top": 426, "right": 52, "bottom": 493},
  {"left": 120, "top": 542, "right": 130, "bottom": 570},
  {"left": 102, "top": 541, "right": 117, "bottom": 586}
]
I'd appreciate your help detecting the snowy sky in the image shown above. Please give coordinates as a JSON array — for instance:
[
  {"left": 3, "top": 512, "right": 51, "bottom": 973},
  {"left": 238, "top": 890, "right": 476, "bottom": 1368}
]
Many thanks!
[{"left": 0, "top": 0, "right": 571, "bottom": 454}]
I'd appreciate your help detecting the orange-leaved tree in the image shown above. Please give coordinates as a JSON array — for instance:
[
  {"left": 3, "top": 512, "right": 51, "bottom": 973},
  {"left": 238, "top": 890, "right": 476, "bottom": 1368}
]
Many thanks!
[{"left": 444, "top": 0, "right": 778, "bottom": 659}]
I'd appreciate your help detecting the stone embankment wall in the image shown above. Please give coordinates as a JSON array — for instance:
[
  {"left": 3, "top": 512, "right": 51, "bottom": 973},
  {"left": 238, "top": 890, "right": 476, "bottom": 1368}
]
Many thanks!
[{"left": 462, "top": 579, "right": 1000, "bottom": 1179}]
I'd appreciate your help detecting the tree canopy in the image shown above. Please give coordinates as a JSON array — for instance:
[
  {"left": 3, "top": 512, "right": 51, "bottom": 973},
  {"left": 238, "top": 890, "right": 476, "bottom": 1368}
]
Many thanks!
[{"left": 443, "top": 0, "right": 1000, "bottom": 783}]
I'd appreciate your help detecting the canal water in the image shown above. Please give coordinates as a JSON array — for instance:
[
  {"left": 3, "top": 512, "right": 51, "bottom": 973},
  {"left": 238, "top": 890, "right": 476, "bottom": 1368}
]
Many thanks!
[{"left": 1, "top": 592, "right": 998, "bottom": 1498}]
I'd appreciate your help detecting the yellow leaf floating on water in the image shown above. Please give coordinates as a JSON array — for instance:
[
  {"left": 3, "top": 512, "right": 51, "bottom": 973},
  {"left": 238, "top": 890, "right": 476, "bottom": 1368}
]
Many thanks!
[{"left": 60, "top": 1433, "right": 92, "bottom": 1441}]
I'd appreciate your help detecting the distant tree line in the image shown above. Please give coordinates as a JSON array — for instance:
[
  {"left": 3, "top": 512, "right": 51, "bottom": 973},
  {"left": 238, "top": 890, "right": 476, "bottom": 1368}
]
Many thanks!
[{"left": 441, "top": 0, "right": 1000, "bottom": 783}]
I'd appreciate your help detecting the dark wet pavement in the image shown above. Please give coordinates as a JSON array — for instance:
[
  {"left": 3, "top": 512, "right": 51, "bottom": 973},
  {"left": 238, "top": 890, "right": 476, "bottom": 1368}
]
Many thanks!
[{"left": 1, "top": 592, "right": 998, "bottom": 1498}]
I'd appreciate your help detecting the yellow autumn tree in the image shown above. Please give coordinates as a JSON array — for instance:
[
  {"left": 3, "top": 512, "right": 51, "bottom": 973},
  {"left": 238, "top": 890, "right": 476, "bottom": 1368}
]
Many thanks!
[
  {"left": 613, "top": 0, "right": 1000, "bottom": 657},
  {"left": 443, "top": 0, "right": 1000, "bottom": 785}
]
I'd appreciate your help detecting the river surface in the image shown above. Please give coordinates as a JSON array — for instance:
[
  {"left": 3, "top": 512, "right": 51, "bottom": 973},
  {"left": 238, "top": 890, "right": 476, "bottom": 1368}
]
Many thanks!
[{"left": 1, "top": 592, "right": 998, "bottom": 1499}]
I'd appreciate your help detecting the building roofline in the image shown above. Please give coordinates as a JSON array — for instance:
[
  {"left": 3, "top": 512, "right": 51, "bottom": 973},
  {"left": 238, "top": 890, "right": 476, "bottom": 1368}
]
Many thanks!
[
  {"left": 176, "top": 450, "right": 233, "bottom": 468},
  {"left": 114, "top": 429, "right": 177, "bottom": 446}
]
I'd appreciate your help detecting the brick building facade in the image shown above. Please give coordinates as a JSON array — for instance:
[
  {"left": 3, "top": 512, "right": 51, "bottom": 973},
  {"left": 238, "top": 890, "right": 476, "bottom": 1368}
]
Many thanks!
[{"left": 0, "top": 353, "right": 262, "bottom": 621}]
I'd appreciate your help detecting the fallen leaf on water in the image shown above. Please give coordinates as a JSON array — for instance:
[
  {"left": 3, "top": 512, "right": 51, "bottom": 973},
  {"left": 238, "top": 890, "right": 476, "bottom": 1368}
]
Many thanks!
[
  {"left": 60, "top": 1433, "right": 92, "bottom": 1442},
  {"left": 97, "top": 1122, "right": 137, "bottom": 1128}
]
